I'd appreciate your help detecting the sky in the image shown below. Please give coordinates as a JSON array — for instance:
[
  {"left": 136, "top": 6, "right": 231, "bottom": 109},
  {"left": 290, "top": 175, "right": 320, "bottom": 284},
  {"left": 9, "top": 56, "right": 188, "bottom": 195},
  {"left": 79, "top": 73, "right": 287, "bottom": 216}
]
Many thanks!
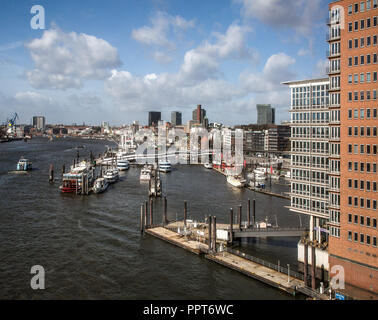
[{"left": 0, "top": 0, "right": 330, "bottom": 127}]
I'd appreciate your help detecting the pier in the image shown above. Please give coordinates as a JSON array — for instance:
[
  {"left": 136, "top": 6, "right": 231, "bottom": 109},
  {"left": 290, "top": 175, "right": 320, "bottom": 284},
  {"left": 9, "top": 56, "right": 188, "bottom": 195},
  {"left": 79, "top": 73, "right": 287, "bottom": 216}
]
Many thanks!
[{"left": 140, "top": 198, "right": 329, "bottom": 300}]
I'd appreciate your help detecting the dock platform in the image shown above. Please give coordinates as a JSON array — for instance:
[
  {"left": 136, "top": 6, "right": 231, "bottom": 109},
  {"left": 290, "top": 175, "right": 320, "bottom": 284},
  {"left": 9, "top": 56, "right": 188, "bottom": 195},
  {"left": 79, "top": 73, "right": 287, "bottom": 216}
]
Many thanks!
[{"left": 144, "top": 225, "right": 327, "bottom": 298}]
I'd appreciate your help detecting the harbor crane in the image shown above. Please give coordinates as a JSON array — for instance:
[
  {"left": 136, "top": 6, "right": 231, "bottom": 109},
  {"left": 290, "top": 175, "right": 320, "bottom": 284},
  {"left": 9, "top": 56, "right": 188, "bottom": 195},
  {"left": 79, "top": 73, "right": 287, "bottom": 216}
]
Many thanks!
[{"left": 5, "top": 112, "right": 19, "bottom": 135}]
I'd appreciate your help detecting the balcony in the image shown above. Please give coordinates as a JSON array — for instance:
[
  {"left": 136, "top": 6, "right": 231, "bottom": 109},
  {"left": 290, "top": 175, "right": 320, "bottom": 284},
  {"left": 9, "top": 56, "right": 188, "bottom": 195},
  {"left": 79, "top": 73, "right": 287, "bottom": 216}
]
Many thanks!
[
  {"left": 326, "top": 50, "right": 341, "bottom": 58},
  {"left": 326, "top": 67, "right": 340, "bottom": 75},
  {"left": 326, "top": 17, "right": 341, "bottom": 25},
  {"left": 326, "top": 33, "right": 341, "bottom": 42}
]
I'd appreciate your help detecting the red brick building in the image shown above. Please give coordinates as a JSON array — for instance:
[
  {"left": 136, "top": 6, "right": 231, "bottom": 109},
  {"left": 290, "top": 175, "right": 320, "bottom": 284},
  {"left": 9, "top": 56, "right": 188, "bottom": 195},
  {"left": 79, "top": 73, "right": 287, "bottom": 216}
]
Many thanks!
[{"left": 328, "top": 0, "right": 378, "bottom": 299}]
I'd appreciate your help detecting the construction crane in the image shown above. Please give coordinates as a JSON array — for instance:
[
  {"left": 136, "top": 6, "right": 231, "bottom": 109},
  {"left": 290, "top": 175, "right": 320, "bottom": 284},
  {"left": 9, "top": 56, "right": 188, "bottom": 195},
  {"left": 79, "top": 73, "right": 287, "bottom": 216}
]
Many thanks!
[{"left": 5, "top": 113, "right": 19, "bottom": 135}]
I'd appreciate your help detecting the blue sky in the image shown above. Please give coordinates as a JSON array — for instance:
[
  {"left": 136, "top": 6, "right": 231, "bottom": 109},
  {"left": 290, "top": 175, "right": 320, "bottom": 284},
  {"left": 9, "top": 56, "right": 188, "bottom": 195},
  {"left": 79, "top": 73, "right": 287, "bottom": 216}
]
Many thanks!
[{"left": 0, "top": 0, "right": 330, "bottom": 126}]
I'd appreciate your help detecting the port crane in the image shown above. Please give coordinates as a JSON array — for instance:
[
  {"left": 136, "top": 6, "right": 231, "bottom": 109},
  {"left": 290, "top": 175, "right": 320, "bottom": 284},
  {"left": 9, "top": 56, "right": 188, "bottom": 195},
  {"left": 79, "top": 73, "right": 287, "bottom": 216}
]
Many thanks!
[{"left": 4, "top": 113, "right": 19, "bottom": 135}]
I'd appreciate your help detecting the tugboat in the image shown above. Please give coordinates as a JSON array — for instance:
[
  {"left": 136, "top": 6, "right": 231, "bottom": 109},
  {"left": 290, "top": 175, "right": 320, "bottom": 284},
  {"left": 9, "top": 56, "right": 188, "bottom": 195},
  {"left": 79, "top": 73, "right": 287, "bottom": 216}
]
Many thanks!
[
  {"left": 17, "top": 157, "right": 32, "bottom": 171},
  {"left": 93, "top": 177, "right": 109, "bottom": 194}
]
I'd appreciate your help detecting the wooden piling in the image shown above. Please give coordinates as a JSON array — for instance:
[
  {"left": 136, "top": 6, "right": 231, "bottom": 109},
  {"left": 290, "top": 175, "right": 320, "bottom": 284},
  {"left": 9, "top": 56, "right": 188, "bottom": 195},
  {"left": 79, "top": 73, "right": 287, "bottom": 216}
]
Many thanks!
[
  {"left": 212, "top": 216, "right": 217, "bottom": 252},
  {"left": 149, "top": 199, "right": 153, "bottom": 227},
  {"left": 247, "top": 199, "right": 251, "bottom": 228},
  {"left": 49, "top": 164, "right": 54, "bottom": 182},
  {"left": 163, "top": 197, "right": 168, "bottom": 226},
  {"left": 184, "top": 201, "right": 187, "bottom": 228},
  {"left": 140, "top": 204, "right": 145, "bottom": 234},
  {"left": 311, "top": 245, "right": 316, "bottom": 289},
  {"left": 238, "top": 205, "right": 242, "bottom": 231},
  {"left": 253, "top": 199, "right": 256, "bottom": 227},
  {"left": 304, "top": 243, "right": 309, "bottom": 287},
  {"left": 208, "top": 216, "right": 212, "bottom": 252},
  {"left": 229, "top": 209, "right": 234, "bottom": 244},
  {"left": 62, "top": 164, "right": 65, "bottom": 176},
  {"left": 145, "top": 201, "right": 148, "bottom": 228}
]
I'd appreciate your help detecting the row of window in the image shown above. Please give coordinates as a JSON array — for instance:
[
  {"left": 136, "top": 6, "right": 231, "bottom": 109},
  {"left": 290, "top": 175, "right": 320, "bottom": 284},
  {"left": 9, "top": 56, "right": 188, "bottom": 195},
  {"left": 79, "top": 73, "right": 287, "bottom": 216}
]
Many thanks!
[
  {"left": 348, "top": 161, "right": 377, "bottom": 173},
  {"left": 348, "top": 1, "right": 378, "bottom": 15},
  {"left": 348, "top": 214, "right": 377, "bottom": 228},
  {"left": 347, "top": 196, "right": 378, "bottom": 210},
  {"left": 347, "top": 90, "right": 378, "bottom": 101},
  {"left": 348, "top": 108, "right": 378, "bottom": 119},
  {"left": 348, "top": 17, "right": 378, "bottom": 32},
  {"left": 348, "top": 35, "right": 378, "bottom": 48},
  {"left": 291, "top": 197, "right": 328, "bottom": 214},
  {"left": 348, "top": 126, "right": 378, "bottom": 137},
  {"left": 347, "top": 144, "right": 378, "bottom": 155},
  {"left": 348, "top": 54, "right": 378, "bottom": 66},
  {"left": 348, "top": 72, "right": 378, "bottom": 84},
  {"left": 291, "top": 169, "right": 328, "bottom": 184},
  {"left": 347, "top": 231, "right": 377, "bottom": 247},
  {"left": 348, "top": 179, "right": 378, "bottom": 191}
]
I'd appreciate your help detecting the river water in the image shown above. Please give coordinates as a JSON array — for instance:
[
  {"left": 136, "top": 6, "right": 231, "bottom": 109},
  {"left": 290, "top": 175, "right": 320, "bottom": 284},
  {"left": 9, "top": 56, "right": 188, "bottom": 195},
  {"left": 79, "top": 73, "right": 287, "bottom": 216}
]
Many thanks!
[{"left": 0, "top": 137, "right": 308, "bottom": 299}]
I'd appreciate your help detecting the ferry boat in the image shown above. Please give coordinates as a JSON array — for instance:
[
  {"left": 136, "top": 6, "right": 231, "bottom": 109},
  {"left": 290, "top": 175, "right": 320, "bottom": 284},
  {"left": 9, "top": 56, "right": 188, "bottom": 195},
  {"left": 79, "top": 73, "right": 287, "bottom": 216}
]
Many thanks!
[
  {"left": 117, "top": 159, "right": 130, "bottom": 171},
  {"left": 60, "top": 161, "right": 94, "bottom": 194},
  {"left": 227, "top": 175, "right": 246, "bottom": 188},
  {"left": 204, "top": 162, "right": 213, "bottom": 169},
  {"left": 103, "top": 169, "right": 119, "bottom": 184},
  {"left": 159, "top": 161, "right": 172, "bottom": 173},
  {"left": 93, "top": 178, "right": 109, "bottom": 194},
  {"left": 17, "top": 158, "right": 32, "bottom": 171},
  {"left": 140, "top": 165, "right": 152, "bottom": 181}
]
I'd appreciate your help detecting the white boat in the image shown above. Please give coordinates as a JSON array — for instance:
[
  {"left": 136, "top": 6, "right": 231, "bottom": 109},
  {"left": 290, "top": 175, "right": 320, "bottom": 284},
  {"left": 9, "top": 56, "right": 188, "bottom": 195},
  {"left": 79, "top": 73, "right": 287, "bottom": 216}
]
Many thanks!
[
  {"left": 204, "top": 163, "right": 213, "bottom": 169},
  {"left": 103, "top": 169, "right": 119, "bottom": 183},
  {"left": 159, "top": 161, "right": 172, "bottom": 173},
  {"left": 17, "top": 157, "right": 32, "bottom": 171},
  {"left": 140, "top": 166, "right": 152, "bottom": 181},
  {"left": 117, "top": 159, "right": 130, "bottom": 171},
  {"left": 93, "top": 178, "right": 109, "bottom": 194},
  {"left": 227, "top": 175, "right": 246, "bottom": 188}
]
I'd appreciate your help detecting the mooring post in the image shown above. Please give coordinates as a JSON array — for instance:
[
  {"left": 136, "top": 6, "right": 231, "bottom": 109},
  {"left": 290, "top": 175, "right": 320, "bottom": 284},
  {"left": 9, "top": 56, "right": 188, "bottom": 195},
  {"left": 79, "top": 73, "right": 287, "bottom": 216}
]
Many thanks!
[
  {"left": 247, "top": 199, "right": 251, "bottom": 228},
  {"left": 229, "top": 209, "right": 234, "bottom": 245},
  {"left": 253, "top": 199, "right": 256, "bottom": 227},
  {"left": 208, "top": 216, "right": 212, "bottom": 253},
  {"left": 62, "top": 164, "right": 65, "bottom": 177},
  {"left": 304, "top": 243, "right": 309, "bottom": 287},
  {"left": 184, "top": 201, "right": 187, "bottom": 228},
  {"left": 238, "top": 205, "right": 242, "bottom": 231},
  {"left": 145, "top": 201, "right": 148, "bottom": 228},
  {"left": 49, "top": 164, "right": 54, "bottom": 182},
  {"left": 213, "top": 216, "right": 217, "bottom": 253},
  {"left": 163, "top": 196, "right": 168, "bottom": 226},
  {"left": 150, "top": 198, "right": 153, "bottom": 227},
  {"left": 311, "top": 245, "right": 316, "bottom": 289},
  {"left": 140, "top": 204, "right": 144, "bottom": 235}
]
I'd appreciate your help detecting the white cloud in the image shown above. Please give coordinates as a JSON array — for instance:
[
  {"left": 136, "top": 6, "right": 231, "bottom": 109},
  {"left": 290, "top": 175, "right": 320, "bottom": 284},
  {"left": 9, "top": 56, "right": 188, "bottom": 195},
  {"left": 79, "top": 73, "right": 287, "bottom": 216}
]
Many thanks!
[
  {"left": 25, "top": 27, "right": 122, "bottom": 89},
  {"left": 235, "top": 0, "right": 323, "bottom": 36},
  {"left": 0, "top": 41, "right": 23, "bottom": 52},
  {"left": 180, "top": 24, "right": 258, "bottom": 82},
  {"left": 152, "top": 51, "right": 173, "bottom": 64},
  {"left": 298, "top": 48, "right": 309, "bottom": 56},
  {"left": 131, "top": 11, "right": 195, "bottom": 49}
]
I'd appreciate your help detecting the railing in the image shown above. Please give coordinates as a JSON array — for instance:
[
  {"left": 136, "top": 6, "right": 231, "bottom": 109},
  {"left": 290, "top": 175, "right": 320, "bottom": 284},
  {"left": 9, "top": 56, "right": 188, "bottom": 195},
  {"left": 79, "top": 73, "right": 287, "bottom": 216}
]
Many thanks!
[{"left": 224, "top": 247, "right": 304, "bottom": 281}]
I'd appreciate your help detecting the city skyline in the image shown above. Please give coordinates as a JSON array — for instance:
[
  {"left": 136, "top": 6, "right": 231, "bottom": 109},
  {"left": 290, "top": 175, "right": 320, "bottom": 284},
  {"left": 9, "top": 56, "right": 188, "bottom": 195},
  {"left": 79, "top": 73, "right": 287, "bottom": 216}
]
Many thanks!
[{"left": 0, "top": 0, "right": 330, "bottom": 126}]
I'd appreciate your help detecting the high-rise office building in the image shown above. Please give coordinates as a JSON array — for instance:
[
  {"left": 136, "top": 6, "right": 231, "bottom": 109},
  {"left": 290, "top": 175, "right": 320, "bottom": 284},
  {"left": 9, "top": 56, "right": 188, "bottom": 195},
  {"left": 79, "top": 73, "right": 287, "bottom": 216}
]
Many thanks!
[
  {"left": 283, "top": 78, "right": 331, "bottom": 288},
  {"left": 171, "top": 112, "right": 182, "bottom": 126},
  {"left": 33, "top": 116, "right": 46, "bottom": 130},
  {"left": 327, "top": 0, "right": 378, "bottom": 298},
  {"left": 148, "top": 112, "right": 161, "bottom": 127},
  {"left": 192, "top": 105, "right": 207, "bottom": 124},
  {"left": 257, "top": 104, "right": 275, "bottom": 125}
]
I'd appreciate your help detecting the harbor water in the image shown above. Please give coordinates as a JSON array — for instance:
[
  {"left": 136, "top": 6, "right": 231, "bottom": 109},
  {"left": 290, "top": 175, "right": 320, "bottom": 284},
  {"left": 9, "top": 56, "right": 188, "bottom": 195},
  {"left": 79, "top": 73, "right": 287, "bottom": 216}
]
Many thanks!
[{"left": 0, "top": 137, "right": 308, "bottom": 299}]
